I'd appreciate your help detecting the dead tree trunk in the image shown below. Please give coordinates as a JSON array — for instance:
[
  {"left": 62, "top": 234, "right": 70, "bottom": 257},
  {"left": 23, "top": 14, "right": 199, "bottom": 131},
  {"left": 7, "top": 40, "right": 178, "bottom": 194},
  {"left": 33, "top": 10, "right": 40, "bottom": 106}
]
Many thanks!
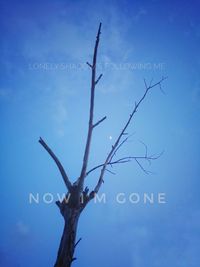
[
  {"left": 54, "top": 206, "right": 81, "bottom": 267},
  {"left": 39, "top": 23, "right": 166, "bottom": 267},
  {"left": 53, "top": 187, "right": 91, "bottom": 267}
]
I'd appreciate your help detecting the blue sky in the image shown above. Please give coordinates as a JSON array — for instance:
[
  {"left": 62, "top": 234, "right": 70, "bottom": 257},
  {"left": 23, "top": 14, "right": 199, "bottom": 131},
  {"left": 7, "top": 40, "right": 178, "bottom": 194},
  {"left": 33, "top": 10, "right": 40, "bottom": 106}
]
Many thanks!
[{"left": 1, "top": 0, "right": 200, "bottom": 266}]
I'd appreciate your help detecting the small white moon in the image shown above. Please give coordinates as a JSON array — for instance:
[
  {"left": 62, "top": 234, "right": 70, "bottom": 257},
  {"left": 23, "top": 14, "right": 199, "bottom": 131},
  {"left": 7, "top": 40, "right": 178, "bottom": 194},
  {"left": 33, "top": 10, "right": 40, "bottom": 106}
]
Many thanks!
[{"left": 109, "top": 136, "right": 112, "bottom": 140}]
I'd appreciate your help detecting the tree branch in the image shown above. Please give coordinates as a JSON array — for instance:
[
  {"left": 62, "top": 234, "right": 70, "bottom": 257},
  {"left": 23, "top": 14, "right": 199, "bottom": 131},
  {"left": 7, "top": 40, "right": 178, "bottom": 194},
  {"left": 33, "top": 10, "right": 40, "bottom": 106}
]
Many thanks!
[
  {"left": 78, "top": 23, "right": 102, "bottom": 190},
  {"left": 95, "top": 74, "right": 103, "bottom": 84},
  {"left": 109, "top": 134, "right": 132, "bottom": 163},
  {"left": 74, "top": 237, "right": 82, "bottom": 249},
  {"left": 92, "top": 77, "right": 167, "bottom": 194},
  {"left": 86, "top": 62, "right": 92, "bottom": 68},
  {"left": 39, "top": 137, "right": 72, "bottom": 190},
  {"left": 86, "top": 153, "right": 160, "bottom": 177},
  {"left": 93, "top": 116, "right": 107, "bottom": 128}
]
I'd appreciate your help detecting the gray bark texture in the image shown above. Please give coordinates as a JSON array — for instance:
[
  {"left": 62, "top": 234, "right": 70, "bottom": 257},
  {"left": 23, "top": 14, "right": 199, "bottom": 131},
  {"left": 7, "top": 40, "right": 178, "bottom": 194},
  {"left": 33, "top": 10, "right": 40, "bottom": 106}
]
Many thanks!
[{"left": 54, "top": 206, "right": 80, "bottom": 267}]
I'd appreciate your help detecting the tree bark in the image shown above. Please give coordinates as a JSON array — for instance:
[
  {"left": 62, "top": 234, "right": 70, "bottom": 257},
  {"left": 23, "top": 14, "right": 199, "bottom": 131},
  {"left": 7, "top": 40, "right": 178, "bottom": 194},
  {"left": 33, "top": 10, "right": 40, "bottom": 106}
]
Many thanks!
[{"left": 54, "top": 207, "right": 81, "bottom": 267}]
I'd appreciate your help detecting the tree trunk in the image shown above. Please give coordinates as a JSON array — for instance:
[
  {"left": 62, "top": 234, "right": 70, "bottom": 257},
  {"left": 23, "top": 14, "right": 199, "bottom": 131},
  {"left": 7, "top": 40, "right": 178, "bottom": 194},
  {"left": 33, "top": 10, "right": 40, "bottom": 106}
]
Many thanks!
[{"left": 54, "top": 207, "right": 81, "bottom": 267}]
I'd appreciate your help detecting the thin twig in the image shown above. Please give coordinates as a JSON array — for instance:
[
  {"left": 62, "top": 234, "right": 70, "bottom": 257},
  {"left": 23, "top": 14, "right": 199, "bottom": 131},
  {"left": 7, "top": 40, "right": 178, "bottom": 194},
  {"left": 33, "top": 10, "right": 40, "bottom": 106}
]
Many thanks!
[
  {"left": 93, "top": 116, "right": 107, "bottom": 128},
  {"left": 106, "top": 169, "right": 116, "bottom": 175},
  {"left": 135, "top": 158, "right": 151, "bottom": 174},
  {"left": 95, "top": 74, "right": 103, "bottom": 84},
  {"left": 86, "top": 62, "right": 92, "bottom": 68},
  {"left": 86, "top": 153, "right": 160, "bottom": 176},
  {"left": 110, "top": 133, "right": 134, "bottom": 162},
  {"left": 74, "top": 238, "right": 82, "bottom": 248}
]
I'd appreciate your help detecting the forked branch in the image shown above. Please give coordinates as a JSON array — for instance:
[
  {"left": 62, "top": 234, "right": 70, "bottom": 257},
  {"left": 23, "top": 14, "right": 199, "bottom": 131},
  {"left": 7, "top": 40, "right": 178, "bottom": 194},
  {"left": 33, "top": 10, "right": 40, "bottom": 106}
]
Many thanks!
[{"left": 92, "top": 77, "right": 166, "bottom": 194}]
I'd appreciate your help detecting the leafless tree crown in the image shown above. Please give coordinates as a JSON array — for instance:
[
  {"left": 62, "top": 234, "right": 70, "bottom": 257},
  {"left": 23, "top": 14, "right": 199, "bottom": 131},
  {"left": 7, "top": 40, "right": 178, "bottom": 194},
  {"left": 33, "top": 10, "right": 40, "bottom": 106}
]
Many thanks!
[
  {"left": 39, "top": 23, "right": 166, "bottom": 267},
  {"left": 39, "top": 23, "right": 166, "bottom": 203}
]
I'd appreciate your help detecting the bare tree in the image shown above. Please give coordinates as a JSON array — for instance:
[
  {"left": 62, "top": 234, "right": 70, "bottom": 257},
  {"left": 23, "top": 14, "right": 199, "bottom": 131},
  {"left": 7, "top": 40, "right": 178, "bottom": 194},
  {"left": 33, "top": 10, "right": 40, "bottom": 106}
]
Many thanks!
[{"left": 39, "top": 23, "right": 166, "bottom": 267}]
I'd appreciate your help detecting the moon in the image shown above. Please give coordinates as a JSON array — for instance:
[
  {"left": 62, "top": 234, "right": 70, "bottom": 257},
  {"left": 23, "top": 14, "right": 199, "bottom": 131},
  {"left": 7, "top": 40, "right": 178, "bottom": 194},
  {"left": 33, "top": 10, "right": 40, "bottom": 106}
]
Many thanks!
[{"left": 109, "top": 136, "right": 113, "bottom": 140}]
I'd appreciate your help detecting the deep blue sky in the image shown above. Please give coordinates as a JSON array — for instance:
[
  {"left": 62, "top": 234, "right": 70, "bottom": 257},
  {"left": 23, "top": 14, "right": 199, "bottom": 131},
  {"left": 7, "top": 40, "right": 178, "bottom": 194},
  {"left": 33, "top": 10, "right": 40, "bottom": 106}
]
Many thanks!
[{"left": 1, "top": 0, "right": 200, "bottom": 266}]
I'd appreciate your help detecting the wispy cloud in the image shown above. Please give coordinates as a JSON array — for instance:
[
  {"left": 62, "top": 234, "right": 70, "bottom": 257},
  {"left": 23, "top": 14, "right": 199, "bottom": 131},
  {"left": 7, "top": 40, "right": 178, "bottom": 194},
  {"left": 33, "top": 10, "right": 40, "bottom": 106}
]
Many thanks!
[{"left": 133, "top": 7, "right": 147, "bottom": 22}]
